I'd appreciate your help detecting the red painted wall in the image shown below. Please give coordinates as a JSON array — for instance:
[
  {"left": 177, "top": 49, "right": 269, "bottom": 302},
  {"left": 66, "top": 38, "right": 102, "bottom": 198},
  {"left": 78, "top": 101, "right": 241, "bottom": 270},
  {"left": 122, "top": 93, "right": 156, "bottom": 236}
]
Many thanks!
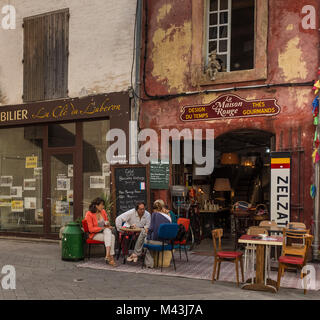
[{"left": 139, "top": 0, "right": 320, "bottom": 228}]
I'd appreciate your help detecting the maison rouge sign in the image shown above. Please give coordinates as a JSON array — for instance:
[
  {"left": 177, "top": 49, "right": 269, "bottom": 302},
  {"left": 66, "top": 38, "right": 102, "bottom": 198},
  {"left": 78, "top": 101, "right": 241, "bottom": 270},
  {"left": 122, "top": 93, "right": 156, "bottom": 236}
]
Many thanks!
[{"left": 180, "top": 94, "right": 280, "bottom": 121}]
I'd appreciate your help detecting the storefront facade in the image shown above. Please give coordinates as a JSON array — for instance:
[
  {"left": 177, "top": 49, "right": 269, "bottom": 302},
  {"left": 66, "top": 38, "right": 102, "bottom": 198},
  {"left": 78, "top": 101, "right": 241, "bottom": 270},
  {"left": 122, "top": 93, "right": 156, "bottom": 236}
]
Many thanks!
[
  {"left": 139, "top": 0, "right": 319, "bottom": 232},
  {"left": 0, "top": 0, "right": 137, "bottom": 238},
  {"left": 0, "top": 93, "right": 130, "bottom": 238}
]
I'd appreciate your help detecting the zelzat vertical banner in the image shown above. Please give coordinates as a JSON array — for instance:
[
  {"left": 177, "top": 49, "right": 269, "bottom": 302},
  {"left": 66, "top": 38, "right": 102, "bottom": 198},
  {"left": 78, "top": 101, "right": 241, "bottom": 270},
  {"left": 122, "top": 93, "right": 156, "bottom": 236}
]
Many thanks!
[{"left": 270, "top": 152, "right": 291, "bottom": 226}]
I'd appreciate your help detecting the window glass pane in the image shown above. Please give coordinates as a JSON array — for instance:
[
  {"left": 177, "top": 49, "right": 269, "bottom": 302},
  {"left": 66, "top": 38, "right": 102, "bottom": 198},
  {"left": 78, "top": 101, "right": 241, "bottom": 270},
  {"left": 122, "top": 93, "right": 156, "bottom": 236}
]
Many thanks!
[
  {"left": 48, "top": 123, "right": 76, "bottom": 147},
  {"left": 209, "top": 41, "right": 217, "bottom": 53},
  {"left": 0, "top": 126, "right": 43, "bottom": 233},
  {"left": 219, "top": 25, "right": 228, "bottom": 38},
  {"left": 220, "top": 12, "right": 228, "bottom": 24},
  {"left": 230, "top": 0, "right": 255, "bottom": 71},
  {"left": 209, "top": 27, "right": 218, "bottom": 39},
  {"left": 50, "top": 154, "right": 73, "bottom": 233},
  {"left": 219, "top": 40, "right": 228, "bottom": 53},
  {"left": 220, "top": 0, "right": 229, "bottom": 10},
  {"left": 210, "top": 0, "right": 218, "bottom": 11},
  {"left": 83, "top": 119, "right": 111, "bottom": 218},
  {"left": 209, "top": 13, "right": 217, "bottom": 25}
]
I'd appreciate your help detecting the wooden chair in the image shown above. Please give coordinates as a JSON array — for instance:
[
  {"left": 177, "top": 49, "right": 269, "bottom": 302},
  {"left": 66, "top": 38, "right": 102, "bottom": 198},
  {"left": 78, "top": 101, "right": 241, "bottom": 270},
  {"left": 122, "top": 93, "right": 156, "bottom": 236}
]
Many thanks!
[
  {"left": 244, "top": 227, "right": 268, "bottom": 278},
  {"left": 287, "top": 222, "right": 306, "bottom": 229},
  {"left": 211, "top": 228, "right": 244, "bottom": 287},
  {"left": 276, "top": 228, "right": 313, "bottom": 294}
]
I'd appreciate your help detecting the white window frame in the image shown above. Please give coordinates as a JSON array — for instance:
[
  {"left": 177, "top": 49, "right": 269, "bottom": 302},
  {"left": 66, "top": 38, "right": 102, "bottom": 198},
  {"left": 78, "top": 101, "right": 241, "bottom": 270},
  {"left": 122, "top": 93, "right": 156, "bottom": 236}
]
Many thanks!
[{"left": 206, "top": 0, "right": 232, "bottom": 72}]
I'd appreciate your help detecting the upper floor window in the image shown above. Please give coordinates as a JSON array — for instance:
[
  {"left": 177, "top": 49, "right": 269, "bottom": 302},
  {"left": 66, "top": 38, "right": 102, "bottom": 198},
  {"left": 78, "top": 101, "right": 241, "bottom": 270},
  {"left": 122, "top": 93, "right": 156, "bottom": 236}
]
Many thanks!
[
  {"left": 207, "top": 0, "right": 255, "bottom": 72},
  {"left": 23, "top": 9, "right": 69, "bottom": 102}
]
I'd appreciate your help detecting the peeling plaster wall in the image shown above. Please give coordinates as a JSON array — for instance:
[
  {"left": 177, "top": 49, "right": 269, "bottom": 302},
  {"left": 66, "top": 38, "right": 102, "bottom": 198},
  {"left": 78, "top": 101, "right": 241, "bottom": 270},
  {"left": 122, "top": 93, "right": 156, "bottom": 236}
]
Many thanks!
[
  {"left": 140, "top": 0, "right": 320, "bottom": 226},
  {"left": 0, "top": 0, "right": 136, "bottom": 105}
]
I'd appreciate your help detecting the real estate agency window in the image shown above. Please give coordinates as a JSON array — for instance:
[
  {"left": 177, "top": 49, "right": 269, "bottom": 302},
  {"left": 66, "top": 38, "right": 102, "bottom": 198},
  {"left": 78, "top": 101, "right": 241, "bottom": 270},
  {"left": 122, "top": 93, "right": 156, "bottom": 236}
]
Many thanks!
[{"left": 207, "top": 0, "right": 255, "bottom": 72}]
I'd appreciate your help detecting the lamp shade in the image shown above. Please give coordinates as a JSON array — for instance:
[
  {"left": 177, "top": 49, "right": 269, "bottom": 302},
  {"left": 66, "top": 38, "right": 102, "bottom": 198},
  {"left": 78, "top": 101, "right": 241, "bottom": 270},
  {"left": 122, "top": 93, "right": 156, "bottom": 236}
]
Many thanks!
[
  {"left": 214, "top": 178, "right": 231, "bottom": 191},
  {"left": 221, "top": 153, "right": 239, "bottom": 165}
]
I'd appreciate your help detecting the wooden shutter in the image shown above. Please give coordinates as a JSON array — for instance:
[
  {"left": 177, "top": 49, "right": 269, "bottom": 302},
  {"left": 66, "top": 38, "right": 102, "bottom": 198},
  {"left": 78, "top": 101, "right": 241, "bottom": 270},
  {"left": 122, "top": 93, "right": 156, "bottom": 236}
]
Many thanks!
[{"left": 23, "top": 9, "right": 69, "bottom": 102}]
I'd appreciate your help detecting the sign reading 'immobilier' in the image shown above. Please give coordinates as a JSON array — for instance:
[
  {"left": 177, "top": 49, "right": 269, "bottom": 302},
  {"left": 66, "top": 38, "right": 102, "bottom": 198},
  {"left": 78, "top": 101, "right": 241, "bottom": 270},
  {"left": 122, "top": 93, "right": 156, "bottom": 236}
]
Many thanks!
[
  {"left": 180, "top": 94, "right": 281, "bottom": 122},
  {"left": 0, "top": 92, "right": 129, "bottom": 127}
]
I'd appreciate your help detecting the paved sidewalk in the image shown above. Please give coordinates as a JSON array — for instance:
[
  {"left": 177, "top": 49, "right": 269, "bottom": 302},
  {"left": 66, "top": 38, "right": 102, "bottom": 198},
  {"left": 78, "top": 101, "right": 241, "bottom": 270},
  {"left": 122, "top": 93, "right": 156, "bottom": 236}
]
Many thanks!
[{"left": 0, "top": 239, "right": 319, "bottom": 300}]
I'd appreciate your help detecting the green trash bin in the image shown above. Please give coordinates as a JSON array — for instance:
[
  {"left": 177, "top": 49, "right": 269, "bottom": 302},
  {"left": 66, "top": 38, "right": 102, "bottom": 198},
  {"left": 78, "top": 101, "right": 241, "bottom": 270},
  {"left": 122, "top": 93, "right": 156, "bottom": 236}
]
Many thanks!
[{"left": 62, "top": 222, "right": 84, "bottom": 261}]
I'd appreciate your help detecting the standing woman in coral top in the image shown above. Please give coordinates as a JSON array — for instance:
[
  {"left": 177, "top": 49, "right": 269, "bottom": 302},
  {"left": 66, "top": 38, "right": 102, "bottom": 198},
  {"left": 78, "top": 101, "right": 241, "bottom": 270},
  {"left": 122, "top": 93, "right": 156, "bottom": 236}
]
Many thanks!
[{"left": 85, "top": 197, "right": 116, "bottom": 266}]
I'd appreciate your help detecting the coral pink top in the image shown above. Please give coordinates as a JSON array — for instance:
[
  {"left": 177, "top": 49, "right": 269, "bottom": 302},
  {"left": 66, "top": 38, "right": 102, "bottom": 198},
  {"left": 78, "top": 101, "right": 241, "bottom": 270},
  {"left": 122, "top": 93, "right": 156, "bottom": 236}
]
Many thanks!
[{"left": 85, "top": 210, "right": 109, "bottom": 239}]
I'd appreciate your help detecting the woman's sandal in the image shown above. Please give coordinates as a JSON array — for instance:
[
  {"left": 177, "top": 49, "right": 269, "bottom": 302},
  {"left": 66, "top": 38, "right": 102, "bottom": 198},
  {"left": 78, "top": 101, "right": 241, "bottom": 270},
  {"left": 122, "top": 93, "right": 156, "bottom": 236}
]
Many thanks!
[
  {"left": 127, "top": 254, "right": 138, "bottom": 263},
  {"left": 105, "top": 256, "right": 117, "bottom": 267}
]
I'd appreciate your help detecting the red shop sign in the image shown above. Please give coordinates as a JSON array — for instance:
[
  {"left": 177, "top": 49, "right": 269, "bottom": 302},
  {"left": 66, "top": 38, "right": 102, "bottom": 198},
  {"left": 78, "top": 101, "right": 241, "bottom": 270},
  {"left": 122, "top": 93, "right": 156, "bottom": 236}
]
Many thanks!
[{"left": 180, "top": 94, "right": 281, "bottom": 122}]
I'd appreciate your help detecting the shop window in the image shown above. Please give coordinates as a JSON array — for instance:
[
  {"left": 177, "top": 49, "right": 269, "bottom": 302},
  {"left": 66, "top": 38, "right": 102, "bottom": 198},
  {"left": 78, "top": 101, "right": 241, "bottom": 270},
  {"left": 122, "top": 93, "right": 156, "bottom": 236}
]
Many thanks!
[
  {"left": 48, "top": 123, "right": 75, "bottom": 147},
  {"left": 82, "top": 119, "right": 110, "bottom": 217},
  {"left": 191, "top": 0, "right": 267, "bottom": 85},
  {"left": 23, "top": 9, "right": 69, "bottom": 102},
  {"left": 207, "top": 0, "right": 254, "bottom": 72},
  {"left": 0, "top": 126, "right": 43, "bottom": 232}
]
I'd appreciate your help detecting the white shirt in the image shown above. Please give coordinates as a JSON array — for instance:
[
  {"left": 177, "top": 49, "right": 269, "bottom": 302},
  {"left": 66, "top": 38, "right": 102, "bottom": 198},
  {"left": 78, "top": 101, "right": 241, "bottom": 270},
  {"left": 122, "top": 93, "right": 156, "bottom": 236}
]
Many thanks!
[{"left": 115, "top": 208, "right": 151, "bottom": 231}]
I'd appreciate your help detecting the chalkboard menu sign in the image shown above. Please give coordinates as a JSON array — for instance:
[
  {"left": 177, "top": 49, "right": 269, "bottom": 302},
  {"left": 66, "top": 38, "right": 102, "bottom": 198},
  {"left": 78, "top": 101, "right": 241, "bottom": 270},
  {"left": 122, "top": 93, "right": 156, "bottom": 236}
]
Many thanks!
[
  {"left": 111, "top": 165, "right": 150, "bottom": 218},
  {"left": 150, "top": 160, "right": 170, "bottom": 189}
]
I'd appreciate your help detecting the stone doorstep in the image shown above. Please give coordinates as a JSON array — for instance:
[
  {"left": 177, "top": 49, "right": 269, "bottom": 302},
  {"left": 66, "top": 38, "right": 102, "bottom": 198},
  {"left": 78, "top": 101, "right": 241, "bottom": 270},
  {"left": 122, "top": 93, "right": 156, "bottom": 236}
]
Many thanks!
[{"left": 0, "top": 236, "right": 59, "bottom": 244}]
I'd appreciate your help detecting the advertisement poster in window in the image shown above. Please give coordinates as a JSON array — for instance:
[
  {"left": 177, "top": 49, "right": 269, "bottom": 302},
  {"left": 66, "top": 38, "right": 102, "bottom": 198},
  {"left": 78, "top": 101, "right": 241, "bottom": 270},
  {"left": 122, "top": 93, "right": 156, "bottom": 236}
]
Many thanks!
[
  {"left": 55, "top": 201, "right": 69, "bottom": 215},
  {"left": 34, "top": 167, "right": 42, "bottom": 177},
  {"left": 67, "top": 190, "right": 73, "bottom": 203},
  {"left": 0, "top": 196, "right": 11, "bottom": 207},
  {"left": 90, "top": 176, "right": 105, "bottom": 189},
  {"left": 24, "top": 197, "right": 37, "bottom": 210},
  {"left": 24, "top": 179, "right": 36, "bottom": 191},
  {"left": 11, "top": 200, "right": 24, "bottom": 212},
  {"left": 102, "top": 163, "right": 111, "bottom": 177},
  {"left": 68, "top": 165, "right": 73, "bottom": 177},
  {"left": 10, "top": 186, "right": 22, "bottom": 198},
  {"left": 0, "top": 176, "right": 13, "bottom": 187},
  {"left": 25, "top": 156, "right": 38, "bottom": 169},
  {"left": 57, "top": 177, "right": 70, "bottom": 191}
]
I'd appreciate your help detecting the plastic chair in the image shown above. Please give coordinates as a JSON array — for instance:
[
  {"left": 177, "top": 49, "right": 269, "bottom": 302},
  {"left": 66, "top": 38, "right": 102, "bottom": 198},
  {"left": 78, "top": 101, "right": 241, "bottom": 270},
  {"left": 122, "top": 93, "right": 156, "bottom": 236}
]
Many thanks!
[
  {"left": 211, "top": 228, "right": 244, "bottom": 287},
  {"left": 82, "top": 219, "right": 106, "bottom": 259},
  {"left": 142, "top": 223, "right": 179, "bottom": 272},
  {"left": 276, "top": 228, "right": 313, "bottom": 294},
  {"left": 174, "top": 218, "right": 190, "bottom": 261}
]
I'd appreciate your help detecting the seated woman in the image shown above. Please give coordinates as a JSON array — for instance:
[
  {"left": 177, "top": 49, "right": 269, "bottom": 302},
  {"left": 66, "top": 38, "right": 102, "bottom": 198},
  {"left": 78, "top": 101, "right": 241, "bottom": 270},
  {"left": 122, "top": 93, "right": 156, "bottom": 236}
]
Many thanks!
[
  {"left": 127, "top": 201, "right": 172, "bottom": 267},
  {"left": 85, "top": 197, "right": 116, "bottom": 266}
]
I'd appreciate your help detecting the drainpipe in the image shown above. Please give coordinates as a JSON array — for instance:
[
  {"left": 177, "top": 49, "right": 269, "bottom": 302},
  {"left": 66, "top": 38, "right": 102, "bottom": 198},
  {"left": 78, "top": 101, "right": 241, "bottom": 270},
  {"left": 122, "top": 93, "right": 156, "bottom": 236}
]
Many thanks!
[{"left": 129, "top": 0, "right": 143, "bottom": 165}]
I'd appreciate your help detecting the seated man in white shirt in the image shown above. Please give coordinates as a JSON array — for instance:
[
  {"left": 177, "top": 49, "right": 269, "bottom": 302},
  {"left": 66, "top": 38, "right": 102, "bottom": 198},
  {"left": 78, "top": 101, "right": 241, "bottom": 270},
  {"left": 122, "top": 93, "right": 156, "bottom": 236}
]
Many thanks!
[{"left": 115, "top": 202, "right": 151, "bottom": 262}]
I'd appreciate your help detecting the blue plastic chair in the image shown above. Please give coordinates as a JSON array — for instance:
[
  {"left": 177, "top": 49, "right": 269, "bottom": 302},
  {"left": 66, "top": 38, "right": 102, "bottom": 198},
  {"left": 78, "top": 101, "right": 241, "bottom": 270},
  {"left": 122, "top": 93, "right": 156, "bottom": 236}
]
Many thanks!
[{"left": 142, "top": 223, "right": 179, "bottom": 272}]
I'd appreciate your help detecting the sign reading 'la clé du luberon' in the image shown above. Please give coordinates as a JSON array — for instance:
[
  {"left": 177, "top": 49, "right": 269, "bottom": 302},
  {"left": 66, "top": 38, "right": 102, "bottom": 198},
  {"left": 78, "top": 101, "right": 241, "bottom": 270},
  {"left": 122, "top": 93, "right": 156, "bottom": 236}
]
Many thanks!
[{"left": 180, "top": 94, "right": 281, "bottom": 122}]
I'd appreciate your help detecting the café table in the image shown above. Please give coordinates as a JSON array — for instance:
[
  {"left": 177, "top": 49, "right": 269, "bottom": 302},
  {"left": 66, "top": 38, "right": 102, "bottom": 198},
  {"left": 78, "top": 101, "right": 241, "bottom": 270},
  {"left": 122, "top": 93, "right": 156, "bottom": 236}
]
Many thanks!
[
  {"left": 238, "top": 234, "right": 283, "bottom": 293},
  {"left": 117, "top": 227, "right": 142, "bottom": 264}
]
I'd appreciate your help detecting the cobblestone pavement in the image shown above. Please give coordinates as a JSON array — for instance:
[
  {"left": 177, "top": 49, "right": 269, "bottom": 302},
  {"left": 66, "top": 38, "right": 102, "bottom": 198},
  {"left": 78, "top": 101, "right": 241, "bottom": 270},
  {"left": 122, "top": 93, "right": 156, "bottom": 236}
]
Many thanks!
[{"left": 0, "top": 239, "right": 319, "bottom": 300}]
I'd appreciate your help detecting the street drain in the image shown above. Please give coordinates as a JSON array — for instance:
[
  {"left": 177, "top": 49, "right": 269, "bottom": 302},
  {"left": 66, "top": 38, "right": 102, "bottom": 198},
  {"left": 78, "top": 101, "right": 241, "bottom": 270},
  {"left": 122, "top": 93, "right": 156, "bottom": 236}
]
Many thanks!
[{"left": 73, "top": 278, "right": 85, "bottom": 282}]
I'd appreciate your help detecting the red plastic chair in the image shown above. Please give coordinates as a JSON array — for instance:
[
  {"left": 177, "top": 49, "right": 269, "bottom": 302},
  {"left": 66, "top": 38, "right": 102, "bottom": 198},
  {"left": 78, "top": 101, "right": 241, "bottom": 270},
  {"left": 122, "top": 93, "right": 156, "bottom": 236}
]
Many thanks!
[
  {"left": 174, "top": 218, "right": 190, "bottom": 261},
  {"left": 82, "top": 219, "right": 106, "bottom": 259}
]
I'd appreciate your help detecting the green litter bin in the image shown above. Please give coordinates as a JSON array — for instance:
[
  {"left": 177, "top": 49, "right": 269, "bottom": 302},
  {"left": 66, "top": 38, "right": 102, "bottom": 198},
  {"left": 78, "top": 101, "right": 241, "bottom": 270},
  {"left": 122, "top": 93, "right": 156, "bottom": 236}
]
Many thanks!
[{"left": 61, "top": 222, "right": 84, "bottom": 261}]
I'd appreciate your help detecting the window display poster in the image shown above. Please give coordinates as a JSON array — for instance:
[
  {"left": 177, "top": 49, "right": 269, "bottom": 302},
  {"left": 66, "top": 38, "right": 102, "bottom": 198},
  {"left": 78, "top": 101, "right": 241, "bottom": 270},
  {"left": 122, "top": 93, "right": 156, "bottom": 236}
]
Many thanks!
[
  {"left": 24, "top": 197, "right": 36, "bottom": 210},
  {"left": 24, "top": 179, "right": 36, "bottom": 191},
  {"left": 11, "top": 200, "right": 24, "bottom": 212},
  {"left": 67, "top": 190, "right": 73, "bottom": 202},
  {"left": 68, "top": 164, "right": 73, "bottom": 177},
  {"left": 26, "top": 156, "right": 38, "bottom": 169},
  {"left": 55, "top": 201, "right": 69, "bottom": 215},
  {"left": 102, "top": 163, "right": 110, "bottom": 176},
  {"left": 0, "top": 176, "right": 13, "bottom": 187},
  {"left": 10, "top": 186, "right": 23, "bottom": 198},
  {"left": 34, "top": 167, "right": 42, "bottom": 176},
  {"left": 57, "top": 178, "right": 70, "bottom": 191},
  {"left": 90, "top": 176, "right": 105, "bottom": 189},
  {"left": 0, "top": 196, "right": 11, "bottom": 207}
]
